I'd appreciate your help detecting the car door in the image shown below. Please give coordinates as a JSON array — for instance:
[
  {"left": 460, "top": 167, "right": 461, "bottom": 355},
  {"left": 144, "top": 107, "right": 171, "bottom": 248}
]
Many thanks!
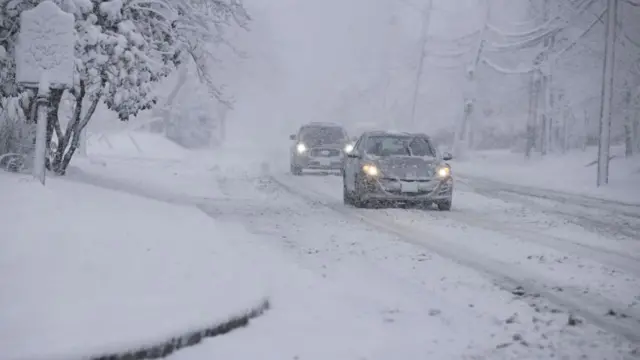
[{"left": 345, "top": 135, "right": 365, "bottom": 191}]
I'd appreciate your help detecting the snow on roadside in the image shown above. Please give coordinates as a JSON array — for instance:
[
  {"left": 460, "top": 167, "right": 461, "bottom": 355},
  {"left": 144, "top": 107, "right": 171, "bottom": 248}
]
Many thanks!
[
  {"left": 70, "top": 132, "right": 273, "bottom": 201},
  {"left": 87, "top": 131, "right": 189, "bottom": 161},
  {"left": 453, "top": 146, "right": 640, "bottom": 204},
  {"left": 0, "top": 172, "right": 272, "bottom": 360}
]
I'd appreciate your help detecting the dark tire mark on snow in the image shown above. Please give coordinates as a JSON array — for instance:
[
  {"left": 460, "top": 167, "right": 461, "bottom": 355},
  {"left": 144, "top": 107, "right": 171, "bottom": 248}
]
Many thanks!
[{"left": 88, "top": 299, "right": 270, "bottom": 360}]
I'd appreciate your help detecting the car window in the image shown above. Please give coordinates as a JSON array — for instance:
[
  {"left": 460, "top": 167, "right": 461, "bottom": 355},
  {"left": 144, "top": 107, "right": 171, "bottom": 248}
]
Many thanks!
[
  {"left": 365, "top": 136, "right": 410, "bottom": 156},
  {"left": 408, "top": 137, "right": 436, "bottom": 157},
  {"left": 364, "top": 135, "right": 436, "bottom": 157},
  {"left": 299, "top": 126, "right": 346, "bottom": 145}
]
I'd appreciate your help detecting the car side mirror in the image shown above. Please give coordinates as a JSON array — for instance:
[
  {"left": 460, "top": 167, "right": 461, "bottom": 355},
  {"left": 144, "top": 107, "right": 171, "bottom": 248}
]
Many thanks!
[
  {"left": 442, "top": 152, "right": 453, "bottom": 161},
  {"left": 347, "top": 151, "right": 360, "bottom": 159},
  {"left": 289, "top": 134, "right": 296, "bottom": 140}
]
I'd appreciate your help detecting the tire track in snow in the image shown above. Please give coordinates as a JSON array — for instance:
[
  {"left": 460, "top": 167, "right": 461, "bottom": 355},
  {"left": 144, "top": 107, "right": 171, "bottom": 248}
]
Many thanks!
[
  {"left": 468, "top": 187, "right": 640, "bottom": 241},
  {"left": 402, "top": 206, "right": 640, "bottom": 278},
  {"left": 267, "top": 173, "right": 640, "bottom": 345},
  {"left": 283, "top": 173, "right": 640, "bottom": 275},
  {"left": 456, "top": 175, "right": 640, "bottom": 216},
  {"left": 457, "top": 176, "right": 640, "bottom": 240}
]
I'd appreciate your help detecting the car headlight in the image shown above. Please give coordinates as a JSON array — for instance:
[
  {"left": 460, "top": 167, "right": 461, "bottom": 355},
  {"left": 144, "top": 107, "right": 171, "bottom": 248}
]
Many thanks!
[
  {"left": 436, "top": 166, "right": 450, "bottom": 178},
  {"left": 296, "top": 143, "right": 307, "bottom": 153},
  {"left": 362, "top": 164, "right": 379, "bottom": 176},
  {"left": 344, "top": 144, "right": 354, "bottom": 153}
]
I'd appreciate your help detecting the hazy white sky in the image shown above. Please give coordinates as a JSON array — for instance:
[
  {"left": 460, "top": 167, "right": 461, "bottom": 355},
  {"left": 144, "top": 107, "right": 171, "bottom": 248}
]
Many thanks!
[{"left": 221, "top": 0, "right": 577, "bottom": 146}]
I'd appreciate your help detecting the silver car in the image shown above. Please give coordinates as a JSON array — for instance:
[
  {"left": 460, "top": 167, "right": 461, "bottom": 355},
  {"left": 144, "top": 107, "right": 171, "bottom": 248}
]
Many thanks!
[
  {"left": 342, "top": 131, "right": 453, "bottom": 210},
  {"left": 289, "top": 123, "right": 355, "bottom": 175}
]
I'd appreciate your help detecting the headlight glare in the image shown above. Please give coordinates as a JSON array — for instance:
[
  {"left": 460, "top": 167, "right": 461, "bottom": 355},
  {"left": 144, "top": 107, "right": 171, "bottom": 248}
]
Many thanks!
[
  {"left": 344, "top": 144, "right": 354, "bottom": 153},
  {"left": 362, "top": 164, "right": 379, "bottom": 176},
  {"left": 437, "top": 166, "right": 450, "bottom": 178},
  {"left": 296, "top": 143, "right": 307, "bottom": 153}
]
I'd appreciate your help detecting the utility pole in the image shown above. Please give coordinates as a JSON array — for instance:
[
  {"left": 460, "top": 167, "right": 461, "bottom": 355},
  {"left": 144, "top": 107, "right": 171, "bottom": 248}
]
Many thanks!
[
  {"left": 540, "top": 0, "right": 555, "bottom": 156},
  {"left": 597, "top": 0, "right": 617, "bottom": 187},
  {"left": 409, "top": 0, "right": 433, "bottom": 128},
  {"left": 453, "top": 0, "right": 489, "bottom": 159},
  {"left": 526, "top": 65, "right": 542, "bottom": 158}
]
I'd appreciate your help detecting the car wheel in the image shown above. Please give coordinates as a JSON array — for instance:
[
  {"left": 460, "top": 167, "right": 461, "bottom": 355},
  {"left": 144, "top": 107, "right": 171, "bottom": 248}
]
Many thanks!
[
  {"left": 342, "top": 178, "right": 353, "bottom": 205},
  {"left": 290, "top": 163, "right": 302, "bottom": 176},
  {"left": 436, "top": 200, "right": 452, "bottom": 211},
  {"left": 352, "top": 175, "right": 368, "bottom": 208}
]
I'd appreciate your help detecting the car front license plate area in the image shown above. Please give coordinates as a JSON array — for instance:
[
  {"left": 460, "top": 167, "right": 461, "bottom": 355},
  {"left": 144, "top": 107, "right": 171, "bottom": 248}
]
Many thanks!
[{"left": 400, "top": 181, "right": 419, "bottom": 193}]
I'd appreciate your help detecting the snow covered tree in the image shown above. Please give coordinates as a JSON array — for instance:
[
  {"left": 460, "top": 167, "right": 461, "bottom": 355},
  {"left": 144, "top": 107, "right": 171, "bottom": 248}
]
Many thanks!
[{"left": 0, "top": 0, "right": 249, "bottom": 174}]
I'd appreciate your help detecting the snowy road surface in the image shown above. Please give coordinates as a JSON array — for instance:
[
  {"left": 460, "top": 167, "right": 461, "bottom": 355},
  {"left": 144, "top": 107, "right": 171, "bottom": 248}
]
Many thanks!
[{"left": 57, "top": 144, "right": 640, "bottom": 359}]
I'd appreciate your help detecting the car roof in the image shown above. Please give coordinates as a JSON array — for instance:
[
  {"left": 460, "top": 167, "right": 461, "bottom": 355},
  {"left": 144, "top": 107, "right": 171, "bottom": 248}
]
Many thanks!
[
  {"left": 363, "top": 130, "right": 413, "bottom": 137},
  {"left": 361, "top": 130, "right": 432, "bottom": 138},
  {"left": 301, "top": 122, "right": 344, "bottom": 128}
]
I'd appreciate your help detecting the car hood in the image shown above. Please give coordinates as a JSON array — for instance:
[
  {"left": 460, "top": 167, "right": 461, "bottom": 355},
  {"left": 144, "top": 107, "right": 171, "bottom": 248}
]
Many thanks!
[
  {"left": 307, "top": 142, "right": 346, "bottom": 149},
  {"left": 370, "top": 156, "right": 440, "bottom": 179}
]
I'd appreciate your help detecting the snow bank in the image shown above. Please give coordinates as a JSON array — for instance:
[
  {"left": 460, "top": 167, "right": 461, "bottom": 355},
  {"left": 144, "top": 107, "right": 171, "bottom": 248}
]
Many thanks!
[
  {"left": 87, "top": 131, "right": 188, "bottom": 160},
  {"left": 0, "top": 173, "right": 271, "bottom": 360},
  {"left": 69, "top": 132, "right": 279, "bottom": 201},
  {"left": 453, "top": 146, "right": 640, "bottom": 203}
]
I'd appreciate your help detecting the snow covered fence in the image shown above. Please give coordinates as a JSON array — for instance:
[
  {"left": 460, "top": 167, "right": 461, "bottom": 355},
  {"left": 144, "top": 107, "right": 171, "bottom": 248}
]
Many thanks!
[{"left": 89, "top": 299, "right": 270, "bottom": 360}]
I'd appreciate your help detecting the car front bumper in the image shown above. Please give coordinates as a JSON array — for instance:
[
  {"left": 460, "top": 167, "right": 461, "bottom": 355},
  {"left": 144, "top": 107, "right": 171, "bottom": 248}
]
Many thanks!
[
  {"left": 360, "top": 176, "right": 453, "bottom": 202},
  {"left": 293, "top": 154, "right": 345, "bottom": 170}
]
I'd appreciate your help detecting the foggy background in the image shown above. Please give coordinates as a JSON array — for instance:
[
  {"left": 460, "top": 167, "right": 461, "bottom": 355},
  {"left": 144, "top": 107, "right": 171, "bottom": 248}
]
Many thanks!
[{"left": 84, "top": 0, "right": 640, "bottom": 156}]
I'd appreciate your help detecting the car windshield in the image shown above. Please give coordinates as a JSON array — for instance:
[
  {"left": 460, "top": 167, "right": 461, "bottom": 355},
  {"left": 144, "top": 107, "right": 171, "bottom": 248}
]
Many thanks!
[
  {"left": 300, "top": 126, "right": 346, "bottom": 145},
  {"left": 365, "top": 135, "right": 435, "bottom": 157}
]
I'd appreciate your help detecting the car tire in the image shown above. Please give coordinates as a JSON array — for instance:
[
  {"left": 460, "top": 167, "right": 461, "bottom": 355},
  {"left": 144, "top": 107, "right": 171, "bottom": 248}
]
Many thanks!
[
  {"left": 342, "top": 178, "right": 353, "bottom": 205},
  {"left": 352, "top": 175, "right": 368, "bottom": 208},
  {"left": 290, "top": 163, "right": 302, "bottom": 176},
  {"left": 436, "top": 200, "right": 452, "bottom": 211}
]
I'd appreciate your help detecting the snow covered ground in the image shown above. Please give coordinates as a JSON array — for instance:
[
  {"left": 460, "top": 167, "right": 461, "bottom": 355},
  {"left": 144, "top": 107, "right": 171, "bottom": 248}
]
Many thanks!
[
  {"left": 3, "top": 132, "right": 640, "bottom": 359},
  {"left": 0, "top": 171, "right": 271, "bottom": 359},
  {"left": 453, "top": 146, "right": 640, "bottom": 204}
]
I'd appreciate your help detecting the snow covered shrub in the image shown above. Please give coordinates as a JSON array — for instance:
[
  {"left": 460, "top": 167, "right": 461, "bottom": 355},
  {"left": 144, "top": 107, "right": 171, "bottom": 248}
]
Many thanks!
[{"left": 0, "top": 95, "right": 35, "bottom": 172}]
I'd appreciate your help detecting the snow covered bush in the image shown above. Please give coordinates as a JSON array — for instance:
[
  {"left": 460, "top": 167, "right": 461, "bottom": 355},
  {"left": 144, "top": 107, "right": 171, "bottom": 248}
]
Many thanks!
[{"left": 0, "top": 94, "right": 35, "bottom": 172}]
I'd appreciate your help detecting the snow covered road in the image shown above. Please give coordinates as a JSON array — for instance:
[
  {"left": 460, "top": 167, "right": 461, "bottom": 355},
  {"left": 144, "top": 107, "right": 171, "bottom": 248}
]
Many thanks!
[
  {"left": 265, "top": 172, "right": 640, "bottom": 342},
  {"left": 62, "top": 147, "right": 640, "bottom": 359}
]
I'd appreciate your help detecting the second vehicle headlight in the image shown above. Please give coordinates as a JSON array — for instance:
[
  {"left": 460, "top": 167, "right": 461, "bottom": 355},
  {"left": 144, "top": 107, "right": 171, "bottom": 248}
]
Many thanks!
[
  {"left": 296, "top": 143, "right": 307, "bottom": 153},
  {"left": 436, "top": 166, "right": 450, "bottom": 178},
  {"left": 344, "top": 144, "right": 354, "bottom": 153},
  {"left": 362, "top": 164, "right": 379, "bottom": 176}
]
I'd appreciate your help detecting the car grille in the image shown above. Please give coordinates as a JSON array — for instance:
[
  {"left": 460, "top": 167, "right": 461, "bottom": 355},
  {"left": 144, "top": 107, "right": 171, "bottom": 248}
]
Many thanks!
[
  {"left": 310, "top": 148, "right": 341, "bottom": 157},
  {"left": 380, "top": 178, "right": 432, "bottom": 183}
]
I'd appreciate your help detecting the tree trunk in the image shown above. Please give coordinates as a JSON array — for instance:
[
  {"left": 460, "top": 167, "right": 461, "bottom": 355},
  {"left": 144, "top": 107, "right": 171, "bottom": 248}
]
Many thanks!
[
  {"left": 634, "top": 112, "right": 639, "bottom": 151},
  {"left": 625, "top": 120, "right": 633, "bottom": 157},
  {"left": 57, "top": 96, "right": 100, "bottom": 175},
  {"left": 45, "top": 89, "right": 64, "bottom": 169},
  {"left": 53, "top": 83, "right": 85, "bottom": 173},
  {"left": 583, "top": 109, "right": 589, "bottom": 151},
  {"left": 526, "top": 72, "right": 540, "bottom": 158}
]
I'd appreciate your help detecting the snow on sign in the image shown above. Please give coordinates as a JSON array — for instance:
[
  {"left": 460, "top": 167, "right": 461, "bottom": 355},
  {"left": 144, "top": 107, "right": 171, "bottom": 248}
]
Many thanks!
[{"left": 15, "top": 1, "right": 74, "bottom": 89}]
